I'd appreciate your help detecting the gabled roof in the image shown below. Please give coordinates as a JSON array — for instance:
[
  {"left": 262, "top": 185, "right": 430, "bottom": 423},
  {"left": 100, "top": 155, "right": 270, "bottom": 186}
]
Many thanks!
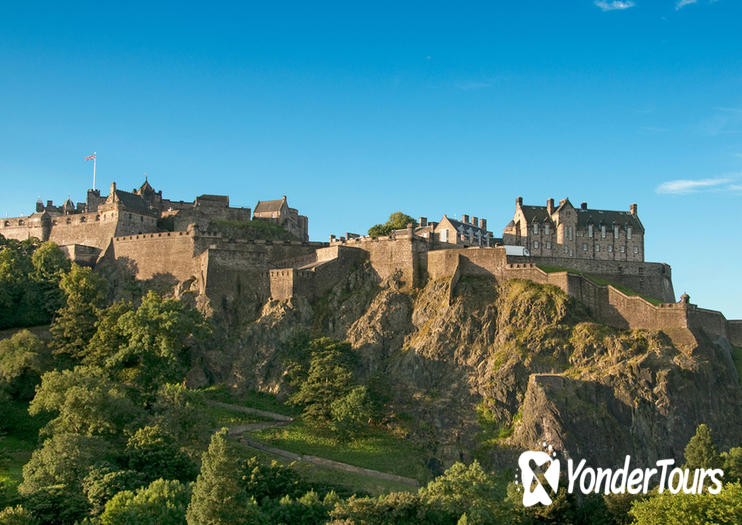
[
  {"left": 576, "top": 209, "right": 644, "bottom": 232},
  {"left": 254, "top": 198, "right": 287, "bottom": 214},
  {"left": 440, "top": 215, "right": 490, "bottom": 234},
  {"left": 137, "top": 179, "right": 155, "bottom": 195},
  {"left": 114, "top": 190, "right": 150, "bottom": 213},
  {"left": 520, "top": 205, "right": 554, "bottom": 224}
]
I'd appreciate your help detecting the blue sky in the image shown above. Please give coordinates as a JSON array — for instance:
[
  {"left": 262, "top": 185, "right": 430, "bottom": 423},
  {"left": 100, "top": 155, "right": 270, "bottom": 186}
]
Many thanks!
[{"left": 1, "top": 1, "right": 741, "bottom": 317}]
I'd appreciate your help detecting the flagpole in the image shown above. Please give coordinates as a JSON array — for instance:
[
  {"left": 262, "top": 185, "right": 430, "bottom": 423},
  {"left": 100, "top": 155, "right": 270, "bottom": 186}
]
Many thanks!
[{"left": 93, "top": 152, "right": 96, "bottom": 191}]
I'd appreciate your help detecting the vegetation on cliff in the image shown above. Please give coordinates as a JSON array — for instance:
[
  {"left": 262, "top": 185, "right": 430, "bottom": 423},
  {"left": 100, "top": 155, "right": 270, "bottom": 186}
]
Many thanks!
[{"left": 368, "top": 212, "right": 418, "bottom": 238}]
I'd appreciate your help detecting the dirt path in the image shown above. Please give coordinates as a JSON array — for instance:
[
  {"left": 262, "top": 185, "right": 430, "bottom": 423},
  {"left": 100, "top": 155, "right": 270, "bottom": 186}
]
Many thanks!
[{"left": 210, "top": 400, "right": 420, "bottom": 487}]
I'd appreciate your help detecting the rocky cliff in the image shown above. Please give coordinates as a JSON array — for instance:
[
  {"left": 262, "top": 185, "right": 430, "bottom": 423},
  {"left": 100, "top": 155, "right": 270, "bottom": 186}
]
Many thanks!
[{"left": 197, "top": 266, "right": 742, "bottom": 471}]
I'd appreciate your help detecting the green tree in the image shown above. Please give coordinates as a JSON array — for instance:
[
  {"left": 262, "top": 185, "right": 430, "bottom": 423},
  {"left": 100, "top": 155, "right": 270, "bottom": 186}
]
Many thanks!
[
  {"left": 368, "top": 212, "right": 418, "bottom": 238},
  {"left": 629, "top": 482, "right": 742, "bottom": 525},
  {"left": 329, "top": 491, "right": 447, "bottom": 524},
  {"left": 722, "top": 447, "right": 742, "bottom": 483},
  {"left": 104, "top": 291, "right": 211, "bottom": 393},
  {"left": 684, "top": 424, "right": 723, "bottom": 470},
  {"left": 288, "top": 338, "right": 355, "bottom": 424},
  {"left": 330, "top": 385, "right": 373, "bottom": 440},
  {"left": 187, "top": 429, "right": 261, "bottom": 525},
  {"left": 0, "top": 330, "right": 50, "bottom": 400},
  {"left": 83, "top": 301, "right": 132, "bottom": 367},
  {"left": 29, "top": 366, "right": 142, "bottom": 438},
  {"left": 100, "top": 479, "right": 192, "bottom": 525},
  {"left": 239, "top": 456, "right": 306, "bottom": 502},
  {"left": 31, "top": 241, "right": 70, "bottom": 281},
  {"left": 0, "top": 505, "right": 40, "bottom": 525},
  {"left": 50, "top": 264, "right": 109, "bottom": 361},
  {"left": 82, "top": 466, "right": 147, "bottom": 515},
  {"left": 125, "top": 425, "right": 198, "bottom": 483}
]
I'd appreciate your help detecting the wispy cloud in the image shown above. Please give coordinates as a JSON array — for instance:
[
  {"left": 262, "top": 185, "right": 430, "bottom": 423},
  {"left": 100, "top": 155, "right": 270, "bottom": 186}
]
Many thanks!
[
  {"left": 729, "top": 184, "right": 742, "bottom": 192},
  {"left": 595, "top": 1, "right": 635, "bottom": 11},
  {"left": 675, "top": 0, "right": 697, "bottom": 9},
  {"left": 656, "top": 177, "right": 732, "bottom": 194},
  {"left": 700, "top": 107, "right": 742, "bottom": 136}
]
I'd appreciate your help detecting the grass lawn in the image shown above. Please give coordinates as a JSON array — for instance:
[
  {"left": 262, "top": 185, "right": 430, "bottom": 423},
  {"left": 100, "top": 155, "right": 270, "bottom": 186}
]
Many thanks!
[
  {"left": 237, "top": 442, "right": 416, "bottom": 497},
  {"left": 537, "top": 265, "right": 663, "bottom": 305},
  {"left": 208, "top": 403, "right": 271, "bottom": 427},
  {"left": 200, "top": 384, "right": 300, "bottom": 417},
  {"left": 250, "top": 420, "right": 427, "bottom": 481}
]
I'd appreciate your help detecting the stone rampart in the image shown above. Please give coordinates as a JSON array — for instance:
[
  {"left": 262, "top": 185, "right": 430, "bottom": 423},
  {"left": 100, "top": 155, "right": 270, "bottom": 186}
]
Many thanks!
[
  {"left": 729, "top": 321, "right": 742, "bottom": 347},
  {"left": 107, "top": 231, "right": 199, "bottom": 281}
]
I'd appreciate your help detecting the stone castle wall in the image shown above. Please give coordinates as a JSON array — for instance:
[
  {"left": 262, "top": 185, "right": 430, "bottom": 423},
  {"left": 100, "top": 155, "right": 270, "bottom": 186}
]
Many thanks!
[
  {"left": 106, "top": 230, "right": 199, "bottom": 281},
  {"left": 0, "top": 218, "right": 46, "bottom": 241}
]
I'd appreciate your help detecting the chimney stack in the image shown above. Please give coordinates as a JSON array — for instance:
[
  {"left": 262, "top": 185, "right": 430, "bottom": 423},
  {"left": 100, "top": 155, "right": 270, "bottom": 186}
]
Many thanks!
[
  {"left": 419, "top": 217, "right": 427, "bottom": 227},
  {"left": 462, "top": 214, "right": 470, "bottom": 224},
  {"left": 630, "top": 203, "right": 638, "bottom": 216},
  {"left": 472, "top": 216, "right": 479, "bottom": 228},
  {"left": 516, "top": 196, "right": 523, "bottom": 208},
  {"left": 480, "top": 218, "right": 487, "bottom": 231},
  {"left": 581, "top": 202, "right": 588, "bottom": 210},
  {"left": 110, "top": 181, "right": 117, "bottom": 195},
  {"left": 547, "top": 198, "right": 554, "bottom": 214}
]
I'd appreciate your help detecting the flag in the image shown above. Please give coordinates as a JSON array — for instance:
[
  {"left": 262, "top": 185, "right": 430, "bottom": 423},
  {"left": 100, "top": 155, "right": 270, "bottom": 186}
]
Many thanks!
[{"left": 85, "top": 153, "right": 96, "bottom": 161}]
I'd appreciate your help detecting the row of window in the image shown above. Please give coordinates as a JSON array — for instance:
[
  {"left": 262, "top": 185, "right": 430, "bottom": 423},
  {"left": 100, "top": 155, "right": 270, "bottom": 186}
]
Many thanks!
[
  {"left": 531, "top": 240, "right": 639, "bottom": 255},
  {"left": 532, "top": 223, "right": 631, "bottom": 240}
]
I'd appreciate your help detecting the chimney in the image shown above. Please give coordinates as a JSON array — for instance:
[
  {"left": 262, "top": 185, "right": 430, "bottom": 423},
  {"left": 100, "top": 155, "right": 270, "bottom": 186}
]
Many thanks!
[
  {"left": 110, "top": 181, "right": 117, "bottom": 195},
  {"left": 36, "top": 200, "right": 44, "bottom": 213},
  {"left": 472, "top": 216, "right": 479, "bottom": 228},
  {"left": 419, "top": 217, "right": 428, "bottom": 227},
  {"left": 480, "top": 218, "right": 487, "bottom": 231},
  {"left": 547, "top": 198, "right": 554, "bottom": 214},
  {"left": 462, "top": 214, "right": 470, "bottom": 224},
  {"left": 630, "top": 203, "right": 638, "bottom": 216},
  {"left": 581, "top": 202, "right": 588, "bottom": 210},
  {"left": 46, "top": 200, "right": 53, "bottom": 208},
  {"left": 282, "top": 195, "right": 287, "bottom": 201},
  {"left": 516, "top": 196, "right": 523, "bottom": 208}
]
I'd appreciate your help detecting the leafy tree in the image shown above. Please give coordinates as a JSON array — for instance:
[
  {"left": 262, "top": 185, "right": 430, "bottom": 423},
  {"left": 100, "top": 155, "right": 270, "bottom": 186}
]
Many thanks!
[
  {"left": 29, "top": 366, "right": 141, "bottom": 438},
  {"left": 330, "top": 385, "right": 373, "bottom": 440},
  {"left": 187, "top": 429, "right": 261, "bottom": 525},
  {"left": 288, "top": 338, "right": 355, "bottom": 424},
  {"left": 329, "top": 491, "right": 447, "bottom": 524},
  {"left": 150, "top": 383, "right": 213, "bottom": 448},
  {"left": 82, "top": 466, "right": 147, "bottom": 515},
  {"left": 100, "top": 479, "right": 192, "bottom": 525},
  {"left": 31, "top": 242, "right": 70, "bottom": 281},
  {"left": 21, "top": 485, "right": 91, "bottom": 525},
  {"left": 368, "top": 212, "right": 418, "bottom": 238},
  {"left": 0, "top": 505, "right": 40, "bottom": 525},
  {"left": 50, "top": 264, "right": 109, "bottom": 360},
  {"left": 239, "top": 456, "right": 306, "bottom": 502},
  {"left": 722, "top": 447, "right": 742, "bottom": 483},
  {"left": 629, "top": 482, "right": 742, "bottom": 525},
  {"left": 419, "top": 461, "right": 510, "bottom": 524},
  {"left": 262, "top": 490, "right": 335, "bottom": 525},
  {"left": 0, "top": 330, "right": 50, "bottom": 400},
  {"left": 83, "top": 301, "right": 133, "bottom": 367},
  {"left": 125, "top": 425, "right": 198, "bottom": 483},
  {"left": 18, "top": 433, "right": 114, "bottom": 495},
  {"left": 103, "top": 291, "right": 211, "bottom": 393},
  {"left": 684, "top": 424, "right": 723, "bottom": 470}
]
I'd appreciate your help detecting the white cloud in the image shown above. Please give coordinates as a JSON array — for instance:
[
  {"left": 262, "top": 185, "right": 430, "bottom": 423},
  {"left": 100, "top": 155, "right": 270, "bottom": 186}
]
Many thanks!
[
  {"left": 675, "top": 0, "right": 698, "bottom": 9},
  {"left": 729, "top": 184, "right": 742, "bottom": 192},
  {"left": 595, "top": 1, "right": 635, "bottom": 11},
  {"left": 656, "top": 177, "right": 732, "bottom": 194}
]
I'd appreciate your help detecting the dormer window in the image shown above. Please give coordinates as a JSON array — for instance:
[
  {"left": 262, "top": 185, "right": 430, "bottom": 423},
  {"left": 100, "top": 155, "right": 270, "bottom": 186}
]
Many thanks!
[
  {"left": 544, "top": 224, "right": 550, "bottom": 235},
  {"left": 533, "top": 223, "right": 539, "bottom": 235}
]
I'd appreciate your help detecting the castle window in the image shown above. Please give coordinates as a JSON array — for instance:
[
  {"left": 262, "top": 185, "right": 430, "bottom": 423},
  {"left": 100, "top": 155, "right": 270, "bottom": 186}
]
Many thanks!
[
  {"left": 544, "top": 224, "right": 550, "bottom": 235},
  {"left": 601, "top": 226, "right": 606, "bottom": 238},
  {"left": 583, "top": 243, "right": 588, "bottom": 251},
  {"left": 18, "top": 219, "right": 24, "bottom": 226},
  {"left": 141, "top": 216, "right": 144, "bottom": 222},
  {"left": 620, "top": 246, "right": 625, "bottom": 253},
  {"left": 607, "top": 245, "right": 612, "bottom": 252},
  {"left": 545, "top": 241, "right": 551, "bottom": 249},
  {"left": 533, "top": 240, "right": 539, "bottom": 249},
  {"left": 3, "top": 220, "right": 8, "bottom": 227},
  {"left": 614, "top": 225, "right": 619, "bottom": 238},
  {"left": 533, "top": 223, "right": 539, "bottom": 235},
  {"left": 627, "top": 226, "right": 632, "bottom": 240},
  {"left": 564, "top": 246, "right": 569, "bottom": 254},
  {"left": 595, "top": 244, "right": 600, "bottom": 252},
  {"left": 588, "top": 224, "right": 593, "bottom": 237},
  {"left": 568, "top": 227, "right": 573, "bottom": 241},
  {"left": 634, "top": 247, "right": 639, "bottom": 254},
  {"left": 440, "top": 229, "right": 449, "bottom": 242},
  {"left": 80, "top": 216, "right": 86, "bottom": 223}
]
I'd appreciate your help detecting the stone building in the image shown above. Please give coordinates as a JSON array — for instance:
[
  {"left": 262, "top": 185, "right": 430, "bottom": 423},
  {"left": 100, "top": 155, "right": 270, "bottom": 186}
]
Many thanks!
[
  {"left": 434, "top": 214, "right": 495, "bottom": 247},
  {"left": 253, "top": 196, "right": 309, "bottom": 241},
  {"left": 502, "top": 197, "right": 645, "bottom": 262}
]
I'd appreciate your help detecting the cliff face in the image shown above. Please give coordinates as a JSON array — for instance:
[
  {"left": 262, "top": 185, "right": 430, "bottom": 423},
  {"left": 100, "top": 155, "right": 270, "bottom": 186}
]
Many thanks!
[{"left": 212, "top": 269, "right": 742, "bottom": 469}]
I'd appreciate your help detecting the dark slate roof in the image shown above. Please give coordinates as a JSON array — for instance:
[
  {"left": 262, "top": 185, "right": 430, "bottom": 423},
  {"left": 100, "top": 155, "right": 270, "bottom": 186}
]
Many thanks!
[
  {"left": 446, "top": 217, "right": 489, "bottom": 233},
  {"left": 520, "top": 205, "right": 554, "bottom": 224},
  {"left": 576, "top": 209, "right": 644, "bottom": 232},
  {"left": 254, "top": 199, "right": 286, "bottom": 213},
  {"left": 114, "top": 190, "right": 150, "bottom": 212}
]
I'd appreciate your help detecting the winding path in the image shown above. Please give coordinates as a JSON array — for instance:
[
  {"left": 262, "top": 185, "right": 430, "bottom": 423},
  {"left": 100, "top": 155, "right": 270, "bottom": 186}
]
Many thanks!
[{"left": 207, "top": 400, "right": 420, "bottom": 487}]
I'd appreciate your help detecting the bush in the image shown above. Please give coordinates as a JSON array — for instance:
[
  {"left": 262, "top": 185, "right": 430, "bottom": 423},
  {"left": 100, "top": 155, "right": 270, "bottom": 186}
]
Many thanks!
[{"left": 100, "top": 479, "right": 192, "bottom": 525}]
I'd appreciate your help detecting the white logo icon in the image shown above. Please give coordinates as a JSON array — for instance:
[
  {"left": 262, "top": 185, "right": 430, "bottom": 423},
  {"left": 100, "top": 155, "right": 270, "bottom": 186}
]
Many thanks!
[{"left": 518, "top": 450, "right": 561, "bottom": 507}]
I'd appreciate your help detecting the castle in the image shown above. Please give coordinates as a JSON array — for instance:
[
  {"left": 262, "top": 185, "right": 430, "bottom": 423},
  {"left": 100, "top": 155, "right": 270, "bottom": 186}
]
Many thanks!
[{"left": 1, "top": 184, "right": 740, "bottom": 347}]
